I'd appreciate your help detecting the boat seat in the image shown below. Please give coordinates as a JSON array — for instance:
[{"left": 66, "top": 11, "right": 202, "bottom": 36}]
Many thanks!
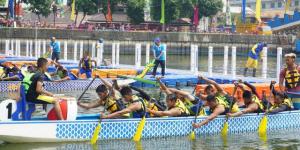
[{"left": 12, "top": 85, "right": 36, "bottom": 120}]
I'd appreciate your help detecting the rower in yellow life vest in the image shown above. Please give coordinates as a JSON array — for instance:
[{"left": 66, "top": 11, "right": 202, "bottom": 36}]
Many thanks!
[
  {"left": 228, "top": 80, "right": 265, "bottom": 117},
  {"left": 268, "top": 82, "right": 293, "bottom": 114},
  {"left": 197, "top": 76, "right": 240, "bottom": 113},
  {"left": 78, "top": 51, "right": 97, "bottom": 79}
]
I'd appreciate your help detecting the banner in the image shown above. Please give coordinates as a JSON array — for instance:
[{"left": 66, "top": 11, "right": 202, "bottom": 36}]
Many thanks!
[
  {"left": 105, "top": 0, "right": 112, "bottom": 23},
  {"left": 285, "top": 0, "right": 291, "bottom": 13},
  {"left": 160, "top": 0, "right": 165, "bottom": 24},
  {"left": 70, "top": 0, "right": 76, "bottom": 21},
  {"left": 241, "top": 0, "right": 246, "bottom": 23},
  {"left": 193, "top": 6, "right": 199, "bottom": 26},
  {"left": 9, "top": 0, "right": 14, "bottom": 19},
  {"left": 255, "top": 0, "right": 262, "bottom": 22}
]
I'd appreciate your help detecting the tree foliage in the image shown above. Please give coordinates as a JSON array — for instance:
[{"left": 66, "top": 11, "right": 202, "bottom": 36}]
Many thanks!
[
  {"left": 0, "top": 0, "right": 6, "bottom": 6},
  {"left": 150, "top": 0, "right": 223, "bottom": 24},
  {"left": 26, "top": 0, "right": 52, "bottom": 20},
  {"left": 126, "top": 0, "right": 145, "bottom": 24}
]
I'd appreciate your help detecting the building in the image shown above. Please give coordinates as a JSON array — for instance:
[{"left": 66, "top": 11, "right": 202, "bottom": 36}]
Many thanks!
[{"left": 229, "top": 0, "right": 299, "bottom": 18}]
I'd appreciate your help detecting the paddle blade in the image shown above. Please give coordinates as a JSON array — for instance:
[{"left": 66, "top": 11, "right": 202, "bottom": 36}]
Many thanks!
[
  {"left": 221, "top": 122, "right": 228, "bottom": 136},
  {"left": 258, "top": 116, "right": 268, "bottom": 136},
  {"left": 189, "top": 131, "right": 196, "bottom": 140},
  {"left": 90, "top": 123, "right": 101, "bottom": 145},
  {"left": 133, "top": 117, "right": 146, "bottom": 142}
]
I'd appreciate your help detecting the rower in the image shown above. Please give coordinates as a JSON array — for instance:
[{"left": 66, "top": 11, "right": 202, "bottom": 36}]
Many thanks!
[
  {"left": 227, "top": 80, "right": 265, "bottom": 117},
  {"left": 101, "top": 86, "right": 149, "bottom": 119},
  {"left": 0, "top": 66, "right": 24, "bottom": 81},
  {"left": 78, "top": 51, "right": 97, "bottom": 79},
  {"left": 268, "top": 82, "right": 293, "bottom": 114},
  {"left": 279, "top": 53, "right": 300, "bottom": 109},
  {"left": 192, "top": 94, "right": 236, "bottom": 128},
  {"left": 147, "top": 78, "right": 191, "bottom": 117},
  {"left": 156, "top": 77, "right": 204, "bottom": 116},
  {"left": 198, "top": 76, "right": 240, "bottom": 113},
  {"left": 52, "top": 63, "right": 78, "bottom": 82},
  {"left": 25, "top": 58, "right": 64, "bottom": 120}
]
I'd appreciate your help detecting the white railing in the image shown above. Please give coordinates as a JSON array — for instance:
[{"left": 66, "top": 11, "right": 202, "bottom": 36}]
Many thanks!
[{"left": 2, "top": 39, "right": 282, "bottom": 79}]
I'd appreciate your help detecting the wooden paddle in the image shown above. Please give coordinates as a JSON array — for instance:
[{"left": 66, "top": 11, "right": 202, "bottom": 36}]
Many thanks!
[
  {"left": 221, "top": 84, "right": 238, "bottom": 136},
  {"left": 189, "top": 99, "right": 203, "bottom": 140},
  {"left": 78, "top": 77, "right": 97, "bottom": 101},
  {"left": 258, "top": 83, "right": 274, "bottom": 136}
]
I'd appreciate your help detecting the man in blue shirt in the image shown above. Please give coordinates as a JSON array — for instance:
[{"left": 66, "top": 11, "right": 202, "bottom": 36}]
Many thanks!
[
  {"left": 49, "top": 37, "right": 61, "bottom": 63},
  {"left": 152, "top": 38, "right": 166, "bottom": 77}
]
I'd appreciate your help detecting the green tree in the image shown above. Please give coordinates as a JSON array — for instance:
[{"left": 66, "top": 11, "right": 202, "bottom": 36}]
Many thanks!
[
  {"left": 0, "top": 0, "right": 6, "bottom": 6},
  {"left": 76, "top": 0, "right": 98, "bottom": 25},
  {"left": 151, "top": 0, "right": 179, "bottom": 24},
  {"left": 197, "top": 0, "right": 223, "bottom": 18},
  {"left": 126, "top": 0, "right": 145, "bottom": 24},
  {"left": 26, "top": 0, "right": 52, "bottom": 22}
]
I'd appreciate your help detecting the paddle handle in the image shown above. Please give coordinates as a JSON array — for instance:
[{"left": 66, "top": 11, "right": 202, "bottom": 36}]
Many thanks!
[{"left": 78, "top": 77, "right": 97, "bottom": 101}]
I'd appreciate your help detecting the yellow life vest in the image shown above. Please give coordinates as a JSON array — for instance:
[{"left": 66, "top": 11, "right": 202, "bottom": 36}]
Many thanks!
[
  {"left": 81, "top": 58, "right": 92, "bottom": 69},
  {"left": 169, "top": 99, "right": 190, "bottom": 116},
  {"left": 248, "top": 95, "right": 264, "bottom": 113},
  {"left": 213, "top": 95, "right": 239, "bottom": 114},
  {"left": 270, "top": 98, "right": 293, "bottom": 110},
  {"left": 285, "top": 66, "right": 300, "bottom": 89}
]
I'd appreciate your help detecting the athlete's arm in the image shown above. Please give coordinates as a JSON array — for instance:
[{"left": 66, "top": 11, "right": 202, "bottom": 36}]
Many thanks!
[
  {"left": 102, "top": 102, "right": 141, "bottom": 119},
  {"left": 228, "top": 103, "right": 258, "bottom": 117},
  {"left": 99, "top": 77, "right": 113, "bottom": 89},
  {"left": 200, "top": 76, "right": 226, "bottom": 95},
  {"left": 157, "top": 77, "right": 172, "bottom": 95},
  {"left": 148, "top": 108, "right": 181, "bottom": 117},
  {"left": 36, "top": 81, "right": 54, "bottom": 97},
  {"left": 169, "top": 88, "right": 195, "bottom": 101},
  {"left": 269, "top": 105, "right": 289, "bottom": 114},
  {"left": 193, "top": 105, "right": 225, "bottom": 128},
  {"left": 77, "top": 99, "right": 102, "bottom": 109}
]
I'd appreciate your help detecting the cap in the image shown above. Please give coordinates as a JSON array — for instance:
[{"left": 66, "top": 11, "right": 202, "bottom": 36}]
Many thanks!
[
  {"left": 154, "top": 37, "right": 160, "bottom": 43},
  {"left": 285, "top": 53, "right": 296, "bottom": 58}
]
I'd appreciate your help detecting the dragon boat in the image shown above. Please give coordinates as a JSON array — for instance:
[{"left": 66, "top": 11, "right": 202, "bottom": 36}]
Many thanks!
[{"left": 0, "top": 90, "right": 300, "bottom": 143}]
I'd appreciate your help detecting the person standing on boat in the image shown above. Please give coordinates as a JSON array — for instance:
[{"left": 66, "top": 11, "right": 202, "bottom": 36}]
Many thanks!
[
  {"left": 268, "top": 81, "right": 293, "bottom": 114},
  {"left": 243, "top": 42, "right": 267, "bottom": 77},
  {"left": 151, "top": 37, "right": 166, "bottom": 78},
  {"left": 100, "top": 86, "right": 149, "bottom": 119},
  {"left": 197, "top": 76, "right": 240, "bottom": 113},
  {"left": 48, "top": 37, "right": 61, "bottom": 63},
  {"left": 279, "top": 53, "right": 300, "bottom": 109},
  {"left": 227, "top": 80, "right": 266, "bottom": 117},
  {"left": 78, "top": 51, "right": 97, "bottom": 79},
  {"left": 25, "top": 58, "right": 64, "bottom": 120}
]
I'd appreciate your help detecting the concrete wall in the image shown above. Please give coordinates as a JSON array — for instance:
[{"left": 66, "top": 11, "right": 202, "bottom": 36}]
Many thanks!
[{"left": 0, "top": 28, "right": 287, "bottom": 45}]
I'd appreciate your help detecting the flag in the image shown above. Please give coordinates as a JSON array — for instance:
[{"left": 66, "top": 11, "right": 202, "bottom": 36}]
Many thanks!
[
  {"left": 193, "top": 6, "right": 199, "bottom": 26},
  {"left": 285, "top": 0, "right": 291, "bottom": 13},
  {"left": 9, "top": 0, "right": 14, "bottom": 19},
  {"left": 241, "top": 0, "right": 246, "bottom": 23},
  {"left": 105, "top": 0, "right": 112, "bottom": 23},
  {"left": 70, "top": 0, "right": 76, "bottom": 21},
  {"left": 160, "top": 0, "right": 165, "bottom": 24},
  {"left": 255, "top": 0, "right": 262, "bottom": 22}
]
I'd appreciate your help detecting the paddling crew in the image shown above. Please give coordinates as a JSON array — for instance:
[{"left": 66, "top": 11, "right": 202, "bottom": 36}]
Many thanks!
[
  {"left": 227, "top": 80, "right": 265, "bottom": 117},
  {"left": 78, "top": 51, "right": 97, "bottom": 79},
  {"left": 25, "top": 58, "right": 64, "bottom": 120},
  {"left": 279, "top": 53, "right": 300, "bottom": 92},
  {"left": 193, "top": 94, "right": 234, "bottom": 129},
  {"left": 52, "top": 63, "right": 78, "bottom": 82},
  {"left": 101, "top": 86, "right": 149, "bottom": 119},
  {"left": 148, "top": 78, "right": 190, "bottom": 117},
  {"left": 198, "top": 76, "right": 240, "bottom": 113},
  {"left": 268, "top": 82, "right": 293, "bottom": 114},
  {"left": 244, "top": 42, "right": 266, "bottom": 77},
  {"left": 151, "top": 37, "right": 166, "bottom": 78},
  {"left": 0, "top": 66, "right": 24, "bottom": 81}
]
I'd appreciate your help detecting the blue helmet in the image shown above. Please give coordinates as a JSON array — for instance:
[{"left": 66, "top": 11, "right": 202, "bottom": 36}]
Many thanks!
[{"left": 154, "top": 37, "right": 160, "bottom": 43}]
